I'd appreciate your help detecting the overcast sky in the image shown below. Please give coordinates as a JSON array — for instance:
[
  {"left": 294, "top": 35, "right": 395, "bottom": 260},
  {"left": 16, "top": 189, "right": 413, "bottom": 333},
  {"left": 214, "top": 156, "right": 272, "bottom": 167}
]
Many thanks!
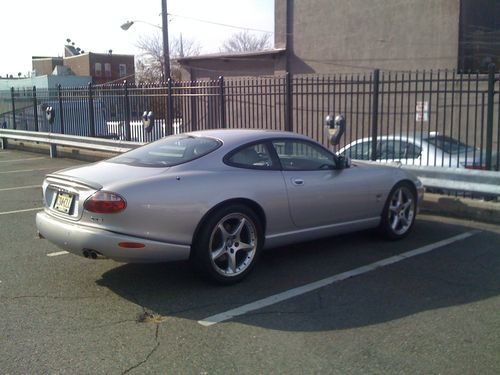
[{"left": 0, "top": 0, "right": 274, "bottom": 77}]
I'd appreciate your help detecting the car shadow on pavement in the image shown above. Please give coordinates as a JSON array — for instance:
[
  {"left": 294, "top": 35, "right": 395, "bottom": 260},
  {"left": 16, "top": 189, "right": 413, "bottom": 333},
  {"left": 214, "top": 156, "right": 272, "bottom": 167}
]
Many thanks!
[{"left": 96, "top": 219, "right": 500, "bottom": 332}]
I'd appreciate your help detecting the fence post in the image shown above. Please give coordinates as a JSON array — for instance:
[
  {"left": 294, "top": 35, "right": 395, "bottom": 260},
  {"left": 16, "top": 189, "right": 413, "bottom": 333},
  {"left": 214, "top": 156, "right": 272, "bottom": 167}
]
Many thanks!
[
  {"left": 10, "top": 87, "right": 16, "bottom": 130},
  {"left": 370, "top": 69, "right": 380, "bottom": 161},
  {"left": 123, "top": 80, "right": 131, "bottom": 141},
  {"left": 32, "top": 86, "right": 39, "bottom": 132},
  {"left": 57, "top": 84, "right": 65, "bottom": 134},
  {"left": 218, "top": 76, "right": 226, "bottom": 128},
  {"left": 285, "top": 72, "right": 293, "bottom": 132},
  {"left": 88, "top": 83, "right": 95, "bottom": 137},
  {"left": 167, "top": 78, "right": 174, "bottom": 135},
  {"left": 485, "top": 64, "right": 496, "bottom": 170}
]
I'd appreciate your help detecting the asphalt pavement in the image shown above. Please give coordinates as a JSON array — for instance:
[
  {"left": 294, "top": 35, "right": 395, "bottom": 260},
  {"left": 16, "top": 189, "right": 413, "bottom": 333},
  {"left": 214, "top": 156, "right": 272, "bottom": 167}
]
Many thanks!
[{"left": 1, "top": 149, "right": 499, "bottom": 374}]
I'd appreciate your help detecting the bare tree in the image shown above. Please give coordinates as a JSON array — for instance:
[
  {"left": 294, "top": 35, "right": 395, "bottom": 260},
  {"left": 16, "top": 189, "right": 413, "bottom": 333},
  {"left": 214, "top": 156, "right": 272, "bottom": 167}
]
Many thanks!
[
  {"left": 220, "top": 30, "right": 271, "bottom": 53},
  {"left": 135, "top": 33, "right": 200, "bottom": 83}
]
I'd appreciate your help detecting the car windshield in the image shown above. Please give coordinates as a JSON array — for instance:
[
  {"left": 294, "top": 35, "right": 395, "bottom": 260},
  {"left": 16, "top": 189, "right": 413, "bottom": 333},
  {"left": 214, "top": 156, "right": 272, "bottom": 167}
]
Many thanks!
[
  {"left": 108, "top": 135, "right": 221, "bottom": 167},
  {"left": 425, "top": 135, "right": 475, "bottom": 154}
]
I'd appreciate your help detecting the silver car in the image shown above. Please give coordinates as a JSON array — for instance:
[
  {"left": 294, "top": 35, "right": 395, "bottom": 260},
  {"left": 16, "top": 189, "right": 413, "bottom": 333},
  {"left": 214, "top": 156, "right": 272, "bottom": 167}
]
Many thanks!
[
  {"left": 338, "top": 133, "right": 489, "bottom": 169},
  {"left": 36, "top": 129, "right": 423, "bottom": 284}
]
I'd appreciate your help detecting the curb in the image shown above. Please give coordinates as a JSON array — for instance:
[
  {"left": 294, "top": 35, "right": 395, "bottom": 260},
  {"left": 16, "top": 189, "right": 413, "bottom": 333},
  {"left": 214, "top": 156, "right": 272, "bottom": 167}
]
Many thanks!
[{"left": 421, "top": 193, "right": 500, "bottom": 225}]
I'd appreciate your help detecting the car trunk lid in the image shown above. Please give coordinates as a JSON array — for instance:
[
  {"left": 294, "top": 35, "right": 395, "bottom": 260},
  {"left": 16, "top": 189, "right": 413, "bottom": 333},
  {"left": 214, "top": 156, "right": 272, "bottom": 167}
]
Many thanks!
[{"left": 43, "top": 162, "right": 168, "bottom": 221}]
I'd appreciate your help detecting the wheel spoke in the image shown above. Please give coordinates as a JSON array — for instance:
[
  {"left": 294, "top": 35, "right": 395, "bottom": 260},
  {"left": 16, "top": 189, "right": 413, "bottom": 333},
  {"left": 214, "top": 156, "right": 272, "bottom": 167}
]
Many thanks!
[
  {"left": 211, "top": 245, "right": 226, "bottom": 261},
  {"left": 402, "top": 199, "right": 413, "bottom": 211},
  {"left": 400, "top": 216, "right": 409, "bottom": 227},
  {"left": 226, "top": 251, "right": 237, "bottom": 273},
  {"left": 217, "top": 223, "right": 231, "bottom": 242},
  {"left": 389, "top": 203, "right": 399, "bottom": 213},
  {"left": 237, "top": 241, "right": 254, "bottom": 251},
  {"left": 397, "top": 189, "right": 404, "bottom": 205},
  {"left": 232, "top": 218, "right": 247, "bottom": 240},
  {"left": 390, "top": 214, "right": 399, "bottom": 230}
]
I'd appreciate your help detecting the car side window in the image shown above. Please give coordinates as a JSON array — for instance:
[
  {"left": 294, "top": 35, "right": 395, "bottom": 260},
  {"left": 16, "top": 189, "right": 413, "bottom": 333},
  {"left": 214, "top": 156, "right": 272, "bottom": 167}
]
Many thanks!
[
  {"left": 227, "top": 143, "right": 274, "bottom": 169},
  {"left": 343, "top": 141, "right": 372, "bottom": 160},
  {"left": 405, "top": 142, "right": 422, "bottom": 159},
  {"left": 272, "top": 139, "right": 336, "bottom": 170}
]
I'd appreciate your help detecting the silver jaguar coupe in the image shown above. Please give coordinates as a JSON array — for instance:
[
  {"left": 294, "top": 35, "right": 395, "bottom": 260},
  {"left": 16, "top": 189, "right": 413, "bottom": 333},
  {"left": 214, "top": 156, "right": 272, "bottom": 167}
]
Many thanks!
[{"left": 36, "top": 128, "right": 423, "bottom": 284}]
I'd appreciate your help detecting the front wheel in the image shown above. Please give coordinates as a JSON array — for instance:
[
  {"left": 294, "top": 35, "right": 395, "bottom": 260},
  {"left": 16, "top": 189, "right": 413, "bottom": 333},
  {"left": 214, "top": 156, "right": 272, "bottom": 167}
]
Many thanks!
[
  {"left": 192, "top": 204, "right": 263, "bottom": 284},
  {"left": 380, "top": 182, "right": 417, "bottom": 240}
]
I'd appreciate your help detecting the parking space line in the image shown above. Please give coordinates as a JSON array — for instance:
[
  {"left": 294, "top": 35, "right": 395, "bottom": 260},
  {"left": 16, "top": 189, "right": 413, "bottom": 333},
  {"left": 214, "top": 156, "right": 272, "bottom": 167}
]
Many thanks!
[
  {"left": 0, "top": 185, "right": 41, "bottom": 192},
  {"left": 0, "top": 157, "right": 46, "bottom": 163},
  {"left": 198, "top": 230, "right": 479, "bottom": 327},
  {"left": 0, "top": 167, "right": 54, "bottom": 174},
  {"left": 0, "top": 207, "right": 43, "bottom": 215},
  {"left": 47, "top": 251, "right": 69, "bottom": 257}
]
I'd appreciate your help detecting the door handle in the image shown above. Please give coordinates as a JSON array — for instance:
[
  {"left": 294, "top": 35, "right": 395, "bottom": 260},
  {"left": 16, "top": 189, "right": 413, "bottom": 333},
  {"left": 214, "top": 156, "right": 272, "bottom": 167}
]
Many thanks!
[{"left": 292, "top": 178, "right": 304, "bottom": 186}]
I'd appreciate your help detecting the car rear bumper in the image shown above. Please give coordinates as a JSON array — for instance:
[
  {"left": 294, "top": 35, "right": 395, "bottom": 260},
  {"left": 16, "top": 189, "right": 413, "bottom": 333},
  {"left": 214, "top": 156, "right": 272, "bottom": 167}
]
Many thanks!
[{"left": 36, "top": 210, "right": 191, "bottom": 263}]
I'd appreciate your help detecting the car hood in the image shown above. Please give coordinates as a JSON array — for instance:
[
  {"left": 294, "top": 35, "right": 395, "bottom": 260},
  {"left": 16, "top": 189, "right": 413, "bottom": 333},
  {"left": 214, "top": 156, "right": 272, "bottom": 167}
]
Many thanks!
[{"left": 50, "top": 161, "right": 169, "bottom": 188}]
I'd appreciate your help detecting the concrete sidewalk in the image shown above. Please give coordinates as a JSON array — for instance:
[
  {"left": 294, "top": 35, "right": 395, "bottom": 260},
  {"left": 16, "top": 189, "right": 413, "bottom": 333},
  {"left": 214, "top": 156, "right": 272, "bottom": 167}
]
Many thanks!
[{"left": 421, "top": 193, "right": 500, "bottom": 225}]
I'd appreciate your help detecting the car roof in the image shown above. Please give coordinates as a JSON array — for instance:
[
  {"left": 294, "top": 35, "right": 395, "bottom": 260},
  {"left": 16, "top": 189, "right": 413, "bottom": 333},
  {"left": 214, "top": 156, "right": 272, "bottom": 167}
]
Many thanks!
[{"left": 186, "top": 129, "right": 312, "bottom": 148}]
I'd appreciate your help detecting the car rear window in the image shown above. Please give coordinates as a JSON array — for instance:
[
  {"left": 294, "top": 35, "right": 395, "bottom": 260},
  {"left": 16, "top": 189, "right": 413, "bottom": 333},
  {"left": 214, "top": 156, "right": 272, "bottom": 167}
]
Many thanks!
[
  {"left": 426, "top": 135, "right": 475, "bottom": 154},
  {"left": 108, "top": 135, "right": 221, "bottom": 167}
]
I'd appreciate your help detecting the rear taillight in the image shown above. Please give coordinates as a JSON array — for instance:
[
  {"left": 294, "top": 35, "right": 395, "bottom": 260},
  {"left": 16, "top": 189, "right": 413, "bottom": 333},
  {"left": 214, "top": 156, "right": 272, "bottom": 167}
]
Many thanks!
[{"left": 84, "top": 191, "right": 126, "bottom": 213}]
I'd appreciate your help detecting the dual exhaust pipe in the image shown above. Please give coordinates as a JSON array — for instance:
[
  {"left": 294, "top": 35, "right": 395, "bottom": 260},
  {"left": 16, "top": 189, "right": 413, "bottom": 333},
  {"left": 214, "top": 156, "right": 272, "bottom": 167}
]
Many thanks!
[{"left": 82, "top": 249, "right": 104, "bottom": 260}]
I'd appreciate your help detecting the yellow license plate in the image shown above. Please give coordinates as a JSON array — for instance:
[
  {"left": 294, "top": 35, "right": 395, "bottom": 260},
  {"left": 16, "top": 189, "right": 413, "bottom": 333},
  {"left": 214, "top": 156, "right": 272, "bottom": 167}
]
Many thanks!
[{"left": 54, "top": 192, "right": 74, "bottom": 214}]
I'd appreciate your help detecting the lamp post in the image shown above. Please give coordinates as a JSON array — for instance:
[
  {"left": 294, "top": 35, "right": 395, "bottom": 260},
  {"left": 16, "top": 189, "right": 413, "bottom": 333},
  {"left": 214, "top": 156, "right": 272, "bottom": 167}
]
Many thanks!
[
  {"left": 120, "top": 0, "right": 170, "bottom": 81},
  {"left": 161, "top": 0, "right": 171, "bottom": 81}
]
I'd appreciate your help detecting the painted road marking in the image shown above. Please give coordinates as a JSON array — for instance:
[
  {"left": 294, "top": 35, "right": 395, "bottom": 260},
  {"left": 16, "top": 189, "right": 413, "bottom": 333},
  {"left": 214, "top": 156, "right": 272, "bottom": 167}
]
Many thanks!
[
  {"left": 0, "top": 185, "right": 41, "bottom": 192},
  {"left": 47, "top": 251, "right": 69, "bottom": 257},
  {"left": 0, "top": 157, "right": 46, "bottom": 163},
  {"left": 198, "top": 230, "right": 479, "bottom": 327},
  {"left": 0, "top": 167, "right": 53, "bottom": 174},
  {"left": 0, "top": 207, "right": 43, "bottom": 215}
]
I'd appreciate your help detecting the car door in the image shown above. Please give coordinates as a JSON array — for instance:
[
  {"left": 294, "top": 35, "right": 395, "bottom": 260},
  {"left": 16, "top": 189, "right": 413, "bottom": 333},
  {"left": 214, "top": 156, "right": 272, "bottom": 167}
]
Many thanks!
[{"left": 271, "top": 139, "right": 383, "bottom": 229}]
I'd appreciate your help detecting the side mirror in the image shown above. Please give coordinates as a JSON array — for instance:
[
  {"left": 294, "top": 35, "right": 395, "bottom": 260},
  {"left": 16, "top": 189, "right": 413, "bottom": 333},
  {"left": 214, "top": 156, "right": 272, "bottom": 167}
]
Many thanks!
[
  {"left": 46, "top": 106, "right": 56, "bottom": 125},
  {"left": 325, "top": 114, "right": 345, "bottom": 146},
  {"left": 336, "top": 155, "right": 351, "bottom": 169},
  {"left": 142, "top": 111, "right": 155, "bottom": 133}
]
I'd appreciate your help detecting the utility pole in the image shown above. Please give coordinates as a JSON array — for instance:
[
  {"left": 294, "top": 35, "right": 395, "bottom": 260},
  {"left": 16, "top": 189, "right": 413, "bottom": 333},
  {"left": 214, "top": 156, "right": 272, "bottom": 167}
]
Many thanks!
[{"left": 161, "top": 0, "right": 171, "bottom": 80}]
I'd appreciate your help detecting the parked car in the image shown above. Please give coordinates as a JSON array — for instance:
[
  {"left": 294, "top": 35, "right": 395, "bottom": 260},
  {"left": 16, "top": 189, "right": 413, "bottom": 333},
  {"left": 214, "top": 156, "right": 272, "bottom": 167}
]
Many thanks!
[
  {"left": 338, "top": 133, "right": 489, "bottom": 169},
  {"left": 37, "top": 129, "right": 423, "bottom": 284}
]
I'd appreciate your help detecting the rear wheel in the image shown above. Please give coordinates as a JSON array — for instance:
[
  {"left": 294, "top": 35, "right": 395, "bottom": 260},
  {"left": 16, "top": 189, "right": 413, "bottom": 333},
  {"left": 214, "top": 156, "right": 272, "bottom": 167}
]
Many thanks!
[
  {"left": 192, "top": 204, "right": 263, "bottom": 284},
  {"left": 380, "top": 182, "right": 416, "bottom": 240}
]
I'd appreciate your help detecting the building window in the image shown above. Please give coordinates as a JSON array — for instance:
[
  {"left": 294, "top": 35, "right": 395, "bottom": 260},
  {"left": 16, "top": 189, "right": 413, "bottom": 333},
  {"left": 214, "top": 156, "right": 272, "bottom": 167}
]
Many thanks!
[
  {"left": 95, "top": 63, "right": 102, "bottom": 77},
  {"left": 459, "top": 0, "right": 500, "bottom": 72},
  {"left": 104, "top": 63, "right": 111, "bottom": 78},
  {"left": 119, "top": 64, "right": 127, "bottom": 77}
]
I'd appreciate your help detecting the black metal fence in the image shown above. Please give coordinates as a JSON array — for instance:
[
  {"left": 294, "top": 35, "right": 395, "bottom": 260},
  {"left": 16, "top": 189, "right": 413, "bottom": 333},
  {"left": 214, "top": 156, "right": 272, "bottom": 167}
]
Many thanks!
[{"left": 1, "top": 67, "right": 499, "bottom": 170}]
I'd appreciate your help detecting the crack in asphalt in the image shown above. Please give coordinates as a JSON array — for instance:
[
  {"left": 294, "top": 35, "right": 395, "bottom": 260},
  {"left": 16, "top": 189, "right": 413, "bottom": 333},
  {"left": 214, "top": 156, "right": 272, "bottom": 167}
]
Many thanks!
[
  {"left": 121, "top": 341, "right": 160, "bottom": 375},
  {"left": 121, "top": 323, "right": 161, "bottom": 374}
]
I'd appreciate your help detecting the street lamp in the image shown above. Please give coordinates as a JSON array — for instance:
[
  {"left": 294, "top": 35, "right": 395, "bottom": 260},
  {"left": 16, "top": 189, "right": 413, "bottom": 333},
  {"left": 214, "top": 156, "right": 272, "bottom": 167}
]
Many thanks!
[{"left": 120, "top": 0, "right": 170, "bottom": 80}]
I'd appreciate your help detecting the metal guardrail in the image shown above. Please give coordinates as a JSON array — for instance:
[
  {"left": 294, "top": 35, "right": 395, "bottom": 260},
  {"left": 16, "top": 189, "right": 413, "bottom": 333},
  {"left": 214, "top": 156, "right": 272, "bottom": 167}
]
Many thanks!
[
  {"left": 1, "top": 128, "right": 499, "bottom": 198},
  {"left": 0, "top": 129, "right": 142, "bottom": 157},
  {"left": 401, "top": 165, "right": 500, "bottom": 197}
]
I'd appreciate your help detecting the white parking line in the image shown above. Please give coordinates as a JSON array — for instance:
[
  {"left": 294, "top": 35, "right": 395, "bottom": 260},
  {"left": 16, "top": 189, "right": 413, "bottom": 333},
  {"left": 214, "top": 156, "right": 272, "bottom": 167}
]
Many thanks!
[
  {"left": 0, "top": 167, "right": 53, "bottom": 174},
  {"left": 198, "top": 230, "right": 479, "bottom": 327},
  {"left": 47, "top": 251, "right": 69, "bottom": 257},
  {"left": 0, "top": 185, "right": 41, "bottom": 192},
  {"left": 0, "top": 207, "right": 43, "bottom": 215},
  {"left": 0, "top": 157, "right": 46, "bottom": 163}
]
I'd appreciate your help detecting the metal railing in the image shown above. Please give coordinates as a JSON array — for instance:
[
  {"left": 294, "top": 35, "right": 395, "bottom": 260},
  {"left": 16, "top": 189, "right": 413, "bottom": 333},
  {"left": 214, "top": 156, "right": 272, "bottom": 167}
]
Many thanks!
[{"left": 1, "top": 66, "right": 499, "bottom": 170}]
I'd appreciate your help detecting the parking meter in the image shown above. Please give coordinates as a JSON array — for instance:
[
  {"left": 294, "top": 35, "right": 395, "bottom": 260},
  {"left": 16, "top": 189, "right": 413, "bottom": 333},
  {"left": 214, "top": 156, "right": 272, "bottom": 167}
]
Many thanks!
[
  {"left": 325, "top": 114, "right": 345, "bottom": 146},
  {"left": 46, "top": 106, "right": 56, "bottom": 125},
  {"left": 142, "top": 111, "right": 155, "bottom": 133}
]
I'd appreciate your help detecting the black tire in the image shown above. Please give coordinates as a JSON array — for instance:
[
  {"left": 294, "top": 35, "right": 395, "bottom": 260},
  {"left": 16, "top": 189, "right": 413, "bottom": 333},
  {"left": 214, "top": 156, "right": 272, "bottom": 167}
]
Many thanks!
[
  {"left": 379, "top": 182, "right": 417, "bottom": 240},
  {"left": 192, "top": 204, "right": 263, "bottom": 284}
]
